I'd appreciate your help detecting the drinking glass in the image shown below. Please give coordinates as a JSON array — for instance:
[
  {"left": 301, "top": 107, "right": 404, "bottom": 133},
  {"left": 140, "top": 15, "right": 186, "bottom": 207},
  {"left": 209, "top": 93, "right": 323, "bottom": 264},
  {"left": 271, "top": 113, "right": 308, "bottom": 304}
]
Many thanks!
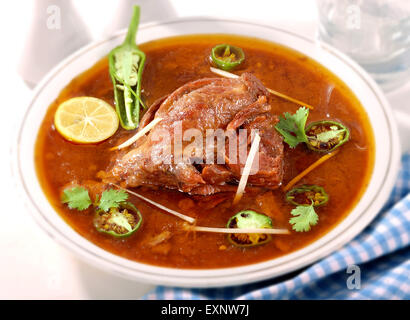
[{"left": 317, "top": 0, "right": 410, "bottom": 91}]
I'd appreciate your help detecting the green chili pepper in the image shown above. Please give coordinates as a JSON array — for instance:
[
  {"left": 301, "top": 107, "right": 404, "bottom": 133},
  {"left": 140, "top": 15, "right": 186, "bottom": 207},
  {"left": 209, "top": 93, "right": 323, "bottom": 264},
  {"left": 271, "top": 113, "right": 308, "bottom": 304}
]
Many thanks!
[
  {"left": 108, "top": 5, "right": 146, "bottom": 130},
  {"left": 226, "top": 210, "right": 272, "bottom": 247},
  {"left": 305, "top": 120, "right": 350, "bottom": 152},
  {"left": 94, "top": 201, "right": 142, "bottom": 238},
  {"left": 286, "top": 185, "right": 329, "bottom": 207},
  {"left": 211, "top": 44, "right": 245, "bottom": 71}
]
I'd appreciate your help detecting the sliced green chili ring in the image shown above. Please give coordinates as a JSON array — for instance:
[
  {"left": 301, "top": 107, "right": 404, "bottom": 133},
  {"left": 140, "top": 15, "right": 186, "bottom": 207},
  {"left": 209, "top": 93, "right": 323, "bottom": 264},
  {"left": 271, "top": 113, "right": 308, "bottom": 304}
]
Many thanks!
[
  {"left": 94, "top": 202, "right": 142, "bottom": 238},
  {"left": 108, "top": 5, "right": 146, "bottom": 130},
  {"left": 305, "top": 120, "right": 350, "bottom": 152},
  {"left": 226, "top": 210, "right": 272, "bottom": 247},
  {"left": 211, "top": 44, "right": 245, "bottom": 71},
  {"left": 286, "top": 185, "right": 329, "bottom": 207}
]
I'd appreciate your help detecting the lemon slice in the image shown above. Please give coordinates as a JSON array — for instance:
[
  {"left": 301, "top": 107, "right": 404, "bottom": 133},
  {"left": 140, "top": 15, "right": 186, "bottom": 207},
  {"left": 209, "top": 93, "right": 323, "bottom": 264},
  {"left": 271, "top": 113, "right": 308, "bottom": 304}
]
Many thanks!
[{"left": 54, "top": 97, "right": 119, "bottom": 144}]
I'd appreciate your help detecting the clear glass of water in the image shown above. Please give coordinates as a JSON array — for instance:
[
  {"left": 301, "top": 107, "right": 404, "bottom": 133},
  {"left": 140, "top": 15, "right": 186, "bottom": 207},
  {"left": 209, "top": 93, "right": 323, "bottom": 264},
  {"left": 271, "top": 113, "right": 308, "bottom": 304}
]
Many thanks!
[{"left": 317, "top": 0, "right": 410, "bottom": 91}]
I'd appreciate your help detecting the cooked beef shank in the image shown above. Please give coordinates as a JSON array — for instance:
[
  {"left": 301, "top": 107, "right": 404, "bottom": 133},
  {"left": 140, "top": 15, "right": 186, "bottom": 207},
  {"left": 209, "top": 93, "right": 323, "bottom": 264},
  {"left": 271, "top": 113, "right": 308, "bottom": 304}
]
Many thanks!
[{"left": 103, "top": 73, "right": 284, "bottom": 195}]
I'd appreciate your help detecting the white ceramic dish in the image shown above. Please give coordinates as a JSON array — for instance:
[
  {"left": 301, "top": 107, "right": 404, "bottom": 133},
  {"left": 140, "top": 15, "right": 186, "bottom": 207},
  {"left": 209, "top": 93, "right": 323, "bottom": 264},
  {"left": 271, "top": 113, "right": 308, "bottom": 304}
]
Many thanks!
[{"left": 15, "top": 18, "right": 401, "bottom": 287}]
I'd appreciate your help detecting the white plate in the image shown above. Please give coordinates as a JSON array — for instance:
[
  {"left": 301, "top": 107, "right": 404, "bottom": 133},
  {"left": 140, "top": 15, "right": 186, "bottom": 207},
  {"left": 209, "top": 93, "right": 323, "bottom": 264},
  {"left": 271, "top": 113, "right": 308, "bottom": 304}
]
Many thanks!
[{"left": 15, "top": 18, "right": 401, "bottom": 287}]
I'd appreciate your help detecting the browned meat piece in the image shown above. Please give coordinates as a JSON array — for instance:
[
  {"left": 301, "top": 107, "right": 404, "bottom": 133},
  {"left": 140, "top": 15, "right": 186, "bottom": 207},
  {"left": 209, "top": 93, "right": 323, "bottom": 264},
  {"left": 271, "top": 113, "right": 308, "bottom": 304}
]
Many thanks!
[
  {"left": 225, "top": 96, "right": 284, "bottom": 187},
  {"left": 142, "top": 231, "right": 173, "bottom": 256},
  {"left": 201, "top": 164, "right": 233, "bottom": 184},
  {"left": 104, "top": 73, "right": 284, "bottom": 195}
]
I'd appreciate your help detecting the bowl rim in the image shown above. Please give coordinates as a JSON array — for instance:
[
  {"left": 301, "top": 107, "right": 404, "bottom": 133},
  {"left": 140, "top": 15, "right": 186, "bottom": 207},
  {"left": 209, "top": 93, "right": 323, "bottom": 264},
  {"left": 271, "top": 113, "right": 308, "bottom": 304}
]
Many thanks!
[{"left": 15, "top": 17, "right": 401, "bottom": 287}]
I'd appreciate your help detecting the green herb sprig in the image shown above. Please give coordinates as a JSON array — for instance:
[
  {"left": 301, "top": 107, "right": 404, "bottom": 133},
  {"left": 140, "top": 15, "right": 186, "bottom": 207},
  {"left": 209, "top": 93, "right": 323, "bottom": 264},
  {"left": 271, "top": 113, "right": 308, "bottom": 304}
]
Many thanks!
[
  {"left": 61, "top": 187, "right": 128, "bottom": 212},
  {"left": 289, "top": 202, "right": 319, "bottom": 232},
  {"left": 61, "top": 187, "right": 92, "bottom": 211},
  {"left": 275, "top": 107, "right": 309, "bottom": 148}
]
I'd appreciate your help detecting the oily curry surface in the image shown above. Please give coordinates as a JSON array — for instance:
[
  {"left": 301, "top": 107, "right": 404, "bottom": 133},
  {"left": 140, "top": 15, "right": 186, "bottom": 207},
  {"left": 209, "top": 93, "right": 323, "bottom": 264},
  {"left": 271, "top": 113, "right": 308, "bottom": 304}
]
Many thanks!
[{"left": 35, "top": 34, "right": 374, "bottom": 268}]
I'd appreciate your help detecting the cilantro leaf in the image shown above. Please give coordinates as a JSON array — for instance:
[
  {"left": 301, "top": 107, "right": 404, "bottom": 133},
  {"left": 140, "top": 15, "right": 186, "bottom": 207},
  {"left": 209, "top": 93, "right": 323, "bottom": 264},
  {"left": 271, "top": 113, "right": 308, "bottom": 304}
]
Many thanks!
[
  {"left": 61, "top": 187, "right": 92, "bottom": 211},
  {"left": 289, "top": 203, "right": 318, "bottom": 232},
  {"left": 98, "top": 189, "right": 128, "bottom": 212},
  {"left": 275, "top": 107, "right": 309, "bottom": 148}
]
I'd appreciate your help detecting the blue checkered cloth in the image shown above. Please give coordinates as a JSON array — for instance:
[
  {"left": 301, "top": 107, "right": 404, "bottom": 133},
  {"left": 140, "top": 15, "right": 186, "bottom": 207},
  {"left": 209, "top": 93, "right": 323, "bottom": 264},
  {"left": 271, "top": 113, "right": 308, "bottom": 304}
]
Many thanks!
[{"left": 144, "top": 153, "right": 410, "bottom": 300}]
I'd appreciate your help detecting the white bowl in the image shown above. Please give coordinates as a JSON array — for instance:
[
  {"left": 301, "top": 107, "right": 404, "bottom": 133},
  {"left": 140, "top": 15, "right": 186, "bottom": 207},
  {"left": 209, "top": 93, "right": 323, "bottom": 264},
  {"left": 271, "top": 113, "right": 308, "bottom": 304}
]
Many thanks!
[{"left": 15, "top": 18, "right": 401, "bottom": 287}]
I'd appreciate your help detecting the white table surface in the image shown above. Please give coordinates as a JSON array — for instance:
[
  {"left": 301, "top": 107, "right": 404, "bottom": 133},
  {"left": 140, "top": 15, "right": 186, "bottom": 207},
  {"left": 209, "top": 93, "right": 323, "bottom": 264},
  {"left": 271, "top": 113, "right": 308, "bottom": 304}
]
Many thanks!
[{"left": 0, "top": 0, "right": 409, "bottom": 299}]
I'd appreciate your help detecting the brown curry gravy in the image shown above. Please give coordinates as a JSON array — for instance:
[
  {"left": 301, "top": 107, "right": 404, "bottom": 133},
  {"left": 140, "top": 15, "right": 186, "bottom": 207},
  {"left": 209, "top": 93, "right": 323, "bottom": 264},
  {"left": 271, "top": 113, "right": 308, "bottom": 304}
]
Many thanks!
[{"left": 35, "top": 34, "right": 374, "bottom": 268}]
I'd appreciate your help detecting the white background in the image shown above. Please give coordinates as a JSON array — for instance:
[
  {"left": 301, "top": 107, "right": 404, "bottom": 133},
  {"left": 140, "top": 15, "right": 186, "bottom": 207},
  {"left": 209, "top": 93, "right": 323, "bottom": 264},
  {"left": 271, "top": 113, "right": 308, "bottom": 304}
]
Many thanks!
[{"left": 0, "top": 0, "right": 409, "bottom": 299}]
